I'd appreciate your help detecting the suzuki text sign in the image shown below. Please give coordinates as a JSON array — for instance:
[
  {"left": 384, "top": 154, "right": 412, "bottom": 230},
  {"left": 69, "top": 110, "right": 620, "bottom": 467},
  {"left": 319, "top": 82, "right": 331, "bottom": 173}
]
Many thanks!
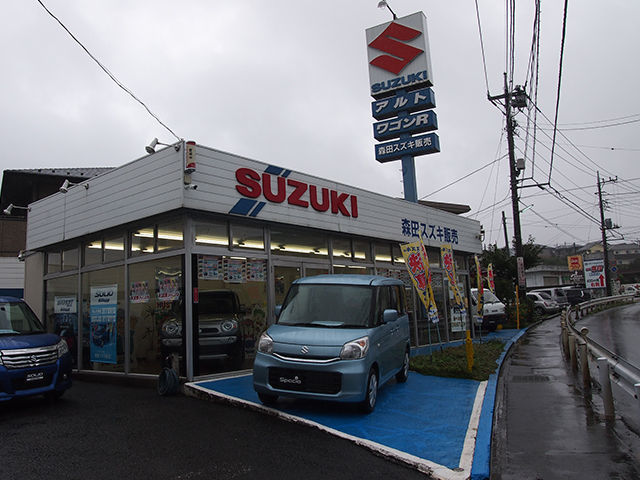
[{"left": 366, "top": 12, "right": 433, "bottom": 99}]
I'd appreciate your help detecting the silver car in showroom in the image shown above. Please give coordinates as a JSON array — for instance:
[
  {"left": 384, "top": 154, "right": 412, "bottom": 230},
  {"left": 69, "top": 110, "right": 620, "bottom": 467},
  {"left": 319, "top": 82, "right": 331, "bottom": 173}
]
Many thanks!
[{"left": 253, "top": 275, "right": 411, "bottom": 413}]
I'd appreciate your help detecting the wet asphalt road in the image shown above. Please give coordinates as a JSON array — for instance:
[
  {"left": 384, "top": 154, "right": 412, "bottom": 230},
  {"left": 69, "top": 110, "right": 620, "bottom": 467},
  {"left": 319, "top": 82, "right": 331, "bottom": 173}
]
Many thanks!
[
  {"left": 491, "top": 316, "right": 640, "bottom": 479},
  {"left": 0, "top": 380, "right": 432, "bottom": 480},
  {"left": 579, "top": 302, "right": 640, "bottom": 366}
]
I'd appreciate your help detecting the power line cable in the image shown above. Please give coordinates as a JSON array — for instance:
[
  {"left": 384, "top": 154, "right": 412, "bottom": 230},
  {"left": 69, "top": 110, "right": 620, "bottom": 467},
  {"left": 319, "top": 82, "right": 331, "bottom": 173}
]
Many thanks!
[
  {"left": 547, "top": 0, "right": 570, "bottom": 185},
  {"left": 36, "top": 0, "right": 181, "bottom": 142},
  {"left": 474, "top": 0, "right": 491, "bottom": 96}
]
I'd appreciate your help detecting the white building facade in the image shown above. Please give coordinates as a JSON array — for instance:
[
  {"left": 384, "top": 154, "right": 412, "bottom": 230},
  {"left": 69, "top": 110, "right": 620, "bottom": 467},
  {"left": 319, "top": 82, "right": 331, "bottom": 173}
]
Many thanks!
[{"left": 24, "top": 142, "right": 482, "bottom": 381}]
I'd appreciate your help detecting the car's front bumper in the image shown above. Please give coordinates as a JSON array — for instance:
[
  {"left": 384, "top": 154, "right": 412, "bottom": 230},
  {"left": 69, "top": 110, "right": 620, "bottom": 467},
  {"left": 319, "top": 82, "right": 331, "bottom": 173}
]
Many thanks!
[
  {"left": 252, "top": 351, "right": 370, "bottom": 403},
  {"left": 0, "top": 354, "right": 73, "bottom": 401}
]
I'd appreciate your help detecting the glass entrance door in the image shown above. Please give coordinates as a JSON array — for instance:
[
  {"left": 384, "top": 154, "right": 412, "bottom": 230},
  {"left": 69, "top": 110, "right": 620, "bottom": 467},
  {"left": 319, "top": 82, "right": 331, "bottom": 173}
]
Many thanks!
[{"left": 273, "top": 265, "right": 300, "bottom": 307}]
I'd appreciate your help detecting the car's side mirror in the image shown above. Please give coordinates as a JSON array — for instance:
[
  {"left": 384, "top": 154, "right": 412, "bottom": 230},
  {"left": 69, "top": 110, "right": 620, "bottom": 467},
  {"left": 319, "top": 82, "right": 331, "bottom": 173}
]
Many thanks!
[
  {"left": 274, "top": 305, "right": 282, "bottom": 319},
  {"left": 383, "top": 309, "right": 398, "bottom": 323}
]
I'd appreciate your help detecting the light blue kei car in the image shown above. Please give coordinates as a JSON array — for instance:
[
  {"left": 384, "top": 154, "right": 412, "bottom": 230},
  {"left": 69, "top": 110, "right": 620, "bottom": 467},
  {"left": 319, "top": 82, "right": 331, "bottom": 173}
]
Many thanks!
[{"left": 252, "top": 275, "right": 411, "bottom": 413}]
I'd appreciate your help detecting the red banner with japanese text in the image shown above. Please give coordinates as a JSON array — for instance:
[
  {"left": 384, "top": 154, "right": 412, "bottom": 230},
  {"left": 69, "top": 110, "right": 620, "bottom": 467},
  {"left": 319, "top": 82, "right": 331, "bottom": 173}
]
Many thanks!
[
  {"left": 400, "top": 240, "right": 439, "bottom": 323},
  {"left": 440, "top": 244, "right": 467, "bottom": 316}
]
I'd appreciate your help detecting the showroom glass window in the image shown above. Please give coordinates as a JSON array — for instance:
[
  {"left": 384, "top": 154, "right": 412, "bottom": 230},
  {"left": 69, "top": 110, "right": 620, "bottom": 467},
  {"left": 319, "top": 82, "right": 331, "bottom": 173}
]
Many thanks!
[
  {"left": 270, "top": 227, "right": 328, "bottom": 259},
  {"left": 131, "top": 226, "right": 155, "bottom": 256},
  {"left": 195, "top": 220, "right": 228, "bottom": 248},
  {"left": 128, "top": 256, "right": 183, "bottom": 375},
  {"left": 157, "top": 219, "right": 184, "bottom": 252},
  {"left": 80, "top": 267, "right": 125, "bottom": 372},
  {"left": 45, "top": 275, "right": 79, "bottom": 367}
]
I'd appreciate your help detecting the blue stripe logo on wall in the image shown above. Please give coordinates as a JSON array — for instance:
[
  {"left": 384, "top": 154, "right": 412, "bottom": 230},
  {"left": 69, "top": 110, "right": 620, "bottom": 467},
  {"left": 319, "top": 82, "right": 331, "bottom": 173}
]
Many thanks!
[{"left": 229, "top": 198, "right": 266, "bottom": 217}]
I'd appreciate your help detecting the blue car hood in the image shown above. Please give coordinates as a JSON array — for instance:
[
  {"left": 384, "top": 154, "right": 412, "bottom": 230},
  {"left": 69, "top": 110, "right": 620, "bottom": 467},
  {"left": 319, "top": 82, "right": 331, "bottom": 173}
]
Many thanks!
[
  {"left": 0, "top": 333, "right": 61, "bottom": 350},
  {"left": 267, "top": 324, "right": 370, "bottom": 347}
]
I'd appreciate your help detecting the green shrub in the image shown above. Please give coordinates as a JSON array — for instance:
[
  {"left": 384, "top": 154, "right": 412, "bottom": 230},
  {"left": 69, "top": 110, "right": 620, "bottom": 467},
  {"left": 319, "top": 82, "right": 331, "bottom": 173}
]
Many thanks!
[{"left": 409, "top": 339, "right": 506, "bottom": 381}]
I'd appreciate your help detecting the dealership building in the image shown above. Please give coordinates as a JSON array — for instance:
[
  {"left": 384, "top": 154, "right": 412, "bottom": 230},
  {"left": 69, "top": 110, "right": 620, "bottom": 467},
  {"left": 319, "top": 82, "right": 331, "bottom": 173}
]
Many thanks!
[{"left": 21, "top": 141, "right": 482, "bottom": 381}]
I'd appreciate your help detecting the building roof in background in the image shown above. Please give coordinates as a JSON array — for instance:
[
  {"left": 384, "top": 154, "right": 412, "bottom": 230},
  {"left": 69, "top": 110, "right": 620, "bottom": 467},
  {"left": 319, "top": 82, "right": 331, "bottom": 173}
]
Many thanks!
[
  {"left": 4, "top": 167, "right": 114, "bottom": 178},
  {"left": 0, "top": 168, "right": 115, "bottom": 217}
]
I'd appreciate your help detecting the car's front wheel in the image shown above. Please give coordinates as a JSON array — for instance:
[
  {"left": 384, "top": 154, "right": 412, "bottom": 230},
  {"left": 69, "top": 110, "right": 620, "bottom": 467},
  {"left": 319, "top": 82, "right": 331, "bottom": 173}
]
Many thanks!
[
  {"left": 395, "top": 348, "right": 410, "bottom": 383},
  {"left": 534, "top": 306, "right": 544, "bottom": 316},
  {"left": 359, "top": 367, "right": 378, "bottom": 414}
]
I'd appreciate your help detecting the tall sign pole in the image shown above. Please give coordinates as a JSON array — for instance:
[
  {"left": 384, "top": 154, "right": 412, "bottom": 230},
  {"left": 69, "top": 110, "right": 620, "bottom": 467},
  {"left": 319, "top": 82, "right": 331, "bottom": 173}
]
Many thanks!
[{"left": 366, "top": 12, "right": 440, "bottom": 203}]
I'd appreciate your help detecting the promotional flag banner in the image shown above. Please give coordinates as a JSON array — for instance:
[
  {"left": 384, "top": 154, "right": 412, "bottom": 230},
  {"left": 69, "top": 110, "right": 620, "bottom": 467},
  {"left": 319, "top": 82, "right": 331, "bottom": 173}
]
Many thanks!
[
  {"left": 440, "top": 244, "right": 467, "bottom": 316},
  {"left": 400, "top": 240, "right": 439, "bottom": 323},
  {"left": 487, "top": 263, "right": 495, "bottom": 294},
  {"left": 474, "top": 255, "right": 484, "bottom": 320}
]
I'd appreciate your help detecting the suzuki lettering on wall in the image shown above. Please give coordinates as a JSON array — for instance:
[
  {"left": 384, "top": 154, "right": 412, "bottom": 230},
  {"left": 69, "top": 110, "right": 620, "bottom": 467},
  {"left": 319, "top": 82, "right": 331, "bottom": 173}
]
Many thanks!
[{"left": 231, "top": 166, "right": 358, "bottom": 219}]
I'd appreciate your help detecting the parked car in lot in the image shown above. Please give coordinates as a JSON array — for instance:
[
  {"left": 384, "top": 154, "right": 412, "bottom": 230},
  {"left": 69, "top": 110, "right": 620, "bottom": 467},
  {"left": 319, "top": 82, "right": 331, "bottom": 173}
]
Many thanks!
[
  {"left": 160, "top": 290, "right": 245, "bottom": 367},
  {"left": 529, "top": 287, "right": 570, "bottom": 309},
  {"left": 470, "top": 288, "right": 506, "bottom": 332},
  {"left": 526, "top": 291, "right": 560, "bottom": 316},
  {"left": 253, "top": 275, "right": 411, "bottom": 413},
  {"left": 0, "top": 297, "right": 73, "bottom": 401},
  {"left": 562, "top": 287, "right": 592, "bottom": 306},
  {"left": 621, "top": 285, "right": 640, "bottom": 297}
]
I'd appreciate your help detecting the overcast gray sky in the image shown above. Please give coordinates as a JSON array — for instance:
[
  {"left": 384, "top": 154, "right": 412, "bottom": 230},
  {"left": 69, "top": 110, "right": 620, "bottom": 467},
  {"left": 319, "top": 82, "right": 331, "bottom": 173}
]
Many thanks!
[{"left": 2, "top": 1, "right": 639, "bottom": 249}]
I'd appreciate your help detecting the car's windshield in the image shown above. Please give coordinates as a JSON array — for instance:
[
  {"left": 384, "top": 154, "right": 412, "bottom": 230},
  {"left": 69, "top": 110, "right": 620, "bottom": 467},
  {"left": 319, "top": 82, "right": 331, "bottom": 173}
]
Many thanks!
[
  {"left": 199, "top": 291, "right": 239, "bottom": 315},
  {"left": 0, "top": 301, "right": 46, "bottom": 335},
  {"left": 480, "top": 291, "right": 500, "bottom": 303},
  {"left": 278, "top": 284, "right": 374, "bottom": 328}
]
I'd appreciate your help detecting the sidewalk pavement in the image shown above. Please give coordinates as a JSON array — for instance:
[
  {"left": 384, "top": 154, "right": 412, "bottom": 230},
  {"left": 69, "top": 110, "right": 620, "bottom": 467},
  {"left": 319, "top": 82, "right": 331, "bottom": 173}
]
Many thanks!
[
  {"left": 490, "top": 316, "right": 640, "bottom": 479},
  {"left": 185, "top": 328, "right": 523, "bottom": 480}
]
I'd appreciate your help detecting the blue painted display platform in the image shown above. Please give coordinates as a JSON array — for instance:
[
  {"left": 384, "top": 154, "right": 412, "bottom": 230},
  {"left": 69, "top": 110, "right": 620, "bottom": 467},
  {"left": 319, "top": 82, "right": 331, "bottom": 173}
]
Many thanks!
[{"left": 186, "top": 329, "right": 524, "bottom": 480}]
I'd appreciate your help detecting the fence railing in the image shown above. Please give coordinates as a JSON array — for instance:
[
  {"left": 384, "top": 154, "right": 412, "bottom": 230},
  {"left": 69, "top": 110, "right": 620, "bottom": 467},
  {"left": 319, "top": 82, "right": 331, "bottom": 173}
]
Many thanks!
[{"left": 561, "top": 293, "right": 640, "bottom": 420}]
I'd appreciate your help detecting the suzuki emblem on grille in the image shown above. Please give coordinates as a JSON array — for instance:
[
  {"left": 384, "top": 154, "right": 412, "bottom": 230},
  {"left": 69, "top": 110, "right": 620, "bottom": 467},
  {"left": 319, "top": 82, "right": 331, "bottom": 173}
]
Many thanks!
[
  {"left": 301, "top": 346, "right": 309, "bottom": 355},
  {"left": 30, "top": 355, "right": 38, "bottom": 365}
]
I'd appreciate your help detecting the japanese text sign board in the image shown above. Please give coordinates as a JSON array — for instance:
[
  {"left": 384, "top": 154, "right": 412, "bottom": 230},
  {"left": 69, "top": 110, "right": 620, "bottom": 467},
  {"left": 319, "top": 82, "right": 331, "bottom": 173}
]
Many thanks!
[
  {"left": 583, "top": 259, "right": 606, "bottom": 289},
  {"left": 375, "top": 132, "right": 440, "bottom": 163},
  {"left": 372, "top": 87, "right": 436, "bottom": 120},
  {"left": 373, "top": 110, "right": 438, "bottom": 141}
]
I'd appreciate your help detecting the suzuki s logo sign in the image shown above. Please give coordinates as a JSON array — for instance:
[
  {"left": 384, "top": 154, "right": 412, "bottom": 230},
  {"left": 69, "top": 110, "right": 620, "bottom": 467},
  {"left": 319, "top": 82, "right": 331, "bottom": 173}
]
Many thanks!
[
  {"left": 368, "top": 22, "right": 423, "bottom": 75},
  {"left": 231, "top": 166, "right": 358, "bottom": 219},
  {"left": 366, "top": 12, "right": 433, "bottom": 99}
]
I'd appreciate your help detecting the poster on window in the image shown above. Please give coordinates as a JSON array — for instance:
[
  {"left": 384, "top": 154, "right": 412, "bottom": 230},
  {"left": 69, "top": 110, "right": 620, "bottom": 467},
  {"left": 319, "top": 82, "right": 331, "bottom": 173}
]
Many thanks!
[
  {"left": 156, "top": 269, "right": 181, "bottom": 302},
  {"left": 130, "top": 281, "right": 150, "bottom": 304},
  {"left": 90, "top": 285, "right": 117, "bottom": 364},
  {"left": 224, "top": 257, "right": 246, "bottom": 283},
  {"left": 247, "top": 259, "right": 266, "bottom": 282},
  {"left": 450, "top": 307, "right": 465, "bottom": 332},
  {"left": 53, "top": 296, "right": 78, "bottom": 355},
  {"left": 197, "top": 255, "right": 223, "bottom": 280}
]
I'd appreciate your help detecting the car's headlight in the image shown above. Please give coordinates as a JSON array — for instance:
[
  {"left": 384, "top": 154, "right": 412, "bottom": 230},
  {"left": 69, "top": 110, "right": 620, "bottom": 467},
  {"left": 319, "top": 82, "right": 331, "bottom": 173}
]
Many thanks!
[
  {"left": 257, "top": 332, "right": 273, "bottom": 355},
  {"left": 56, "top": 339, "right": 69, "bottom": 358},
  {"left": 340, "top": 336, "right": 369, "bottom": 360},
  {"left": 162, "top": 321, "right": 182, "bottom": 336},
  {"left": 221, "top": 319, "right": 238, "bottom": 333}
]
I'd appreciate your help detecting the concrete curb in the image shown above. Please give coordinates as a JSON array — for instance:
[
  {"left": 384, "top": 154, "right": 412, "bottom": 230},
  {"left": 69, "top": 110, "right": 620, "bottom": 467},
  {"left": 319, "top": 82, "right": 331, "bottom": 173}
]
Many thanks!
[{"left": 470, "top": 329, "right": 527, "bottom": 479}]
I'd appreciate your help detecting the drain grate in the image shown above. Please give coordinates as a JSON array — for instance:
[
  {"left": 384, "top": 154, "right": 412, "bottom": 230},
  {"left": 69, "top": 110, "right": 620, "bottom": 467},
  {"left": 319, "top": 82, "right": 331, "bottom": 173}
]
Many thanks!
[{"left": 510, "top": 375, "right": 553, "bottom": 383}]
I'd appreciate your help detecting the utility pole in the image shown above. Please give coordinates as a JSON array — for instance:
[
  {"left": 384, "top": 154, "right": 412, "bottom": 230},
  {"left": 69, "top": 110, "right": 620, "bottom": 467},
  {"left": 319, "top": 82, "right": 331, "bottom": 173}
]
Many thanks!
[
  {"left": 504, "top": 75, "right": 524, "bottom": 266},
  {"left": 597, "top": 172, "right": 619, "bottom": 296},
  {"left": 489, "top": 73, "right": 526, "bottom": 298}
]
